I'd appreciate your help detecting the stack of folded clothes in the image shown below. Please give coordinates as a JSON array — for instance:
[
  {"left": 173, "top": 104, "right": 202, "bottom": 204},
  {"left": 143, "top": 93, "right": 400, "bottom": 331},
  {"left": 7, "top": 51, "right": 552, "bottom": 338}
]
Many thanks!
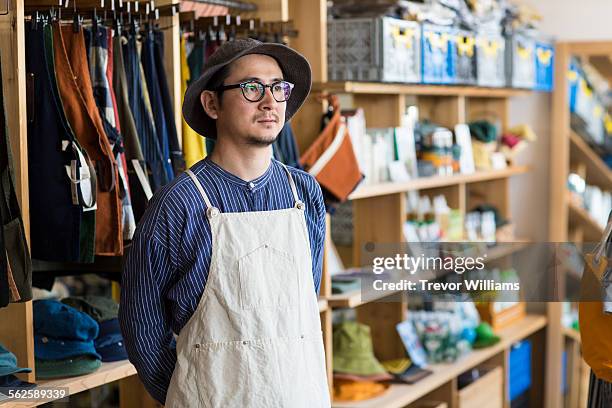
[
  {"left": 62, "top": 296, "right": 128, "bottom": 362},
  {"left": 33, "top": 299, "right": 102, "bottom": 379}
]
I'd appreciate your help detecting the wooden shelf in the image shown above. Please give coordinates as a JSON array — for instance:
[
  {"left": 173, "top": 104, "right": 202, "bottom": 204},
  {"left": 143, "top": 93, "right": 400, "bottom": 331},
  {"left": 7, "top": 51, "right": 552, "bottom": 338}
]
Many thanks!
[
  {"left": 319, "top": 298, "right": 329, "bottom": 312},
  {"left": 327, "top": 240, "right": 529, "bottom": 309},
  {"left": 348, "top": 167, "right": 529, "bottom": 200},
  {"left": 312, "top": 82, "right": 529, "bottom": 98},
  {"left": 327, "top": 287, "right": 402, "bottom": 309},
  {"left": 569, "top": 131, "right": 612, "bottom": 188},
  {"left": 568, "top": 200, "right": 604, "bottom": 236},
  {"left": 6, "top": 361, "right": 137, "bottom": 408},
  {"left": 564, "top": 326, "right": 581, "bottom": 343},
  {"left": 332, "top": 315, "right": 547, "bottom": 408}
]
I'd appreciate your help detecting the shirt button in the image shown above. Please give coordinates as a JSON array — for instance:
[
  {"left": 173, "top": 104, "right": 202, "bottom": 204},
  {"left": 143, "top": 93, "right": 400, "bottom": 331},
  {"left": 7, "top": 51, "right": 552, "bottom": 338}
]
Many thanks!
[{"left": 248, "top": 182, "right": 255, "bottom": 190}]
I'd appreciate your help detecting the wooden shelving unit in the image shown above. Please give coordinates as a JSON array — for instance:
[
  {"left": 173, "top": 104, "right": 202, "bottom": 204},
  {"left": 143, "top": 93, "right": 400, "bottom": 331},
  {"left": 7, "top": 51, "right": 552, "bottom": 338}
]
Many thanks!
[
  {"left": 549, "top": 41, "right": 612, "bottom": 408},
  {"left": 286, "top": 2, "right": 553, "bottom": 407}
]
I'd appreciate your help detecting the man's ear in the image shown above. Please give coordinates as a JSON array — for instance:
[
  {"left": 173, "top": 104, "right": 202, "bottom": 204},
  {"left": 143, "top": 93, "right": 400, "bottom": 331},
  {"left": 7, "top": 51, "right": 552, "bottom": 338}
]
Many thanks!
[{"left": 201, "top": 90, "right": 219, "bottom": 119}]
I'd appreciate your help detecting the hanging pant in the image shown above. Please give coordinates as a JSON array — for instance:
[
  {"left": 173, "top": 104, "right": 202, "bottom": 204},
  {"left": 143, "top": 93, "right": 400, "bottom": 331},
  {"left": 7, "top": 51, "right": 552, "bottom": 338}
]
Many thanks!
[
  {"left": 113, "top": 34, "right": 152, "bottom": 221},
  {"left": 122, "top": 33, "right": 168, "bottom": 191},
  {"left": 53, "top": 22, "right": 122, "bottom": 256},
  {"left": 153, "top": 30, "right": 185, "bottom": 175},
  {"left": 141, "top": 31, "right": 174, "bottom": 182}
]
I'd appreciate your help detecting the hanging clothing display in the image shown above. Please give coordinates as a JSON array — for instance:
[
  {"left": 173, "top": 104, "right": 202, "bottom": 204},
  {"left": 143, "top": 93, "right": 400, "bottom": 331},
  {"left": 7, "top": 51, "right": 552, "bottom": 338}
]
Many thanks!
[
  {"left": 88, "top": 25, "right": 136, "bottom": 241},
  {"left": 52, "top": 22, "right": 123, "bottom": 256},
  {"left": 1, "top": 50, "right": 32, "bottom": 306},
  {"left": 180, "top": 36, "right": 206, "bottom": 168}
]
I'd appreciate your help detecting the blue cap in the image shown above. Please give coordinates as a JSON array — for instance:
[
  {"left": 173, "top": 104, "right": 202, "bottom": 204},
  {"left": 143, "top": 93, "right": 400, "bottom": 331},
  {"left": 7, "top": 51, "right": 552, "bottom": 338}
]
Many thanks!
[
  {"left": 94, "top": 319, "right": 128, "bottom": 362},
  {"left": 0, "top": 343, "right": 31, "bottom": 377},
  {"left": 34, "top": 335, "right": 101, "bottom": 361},
  {"left": 33, "top": 300, "right": 99, "bottom": 342}
]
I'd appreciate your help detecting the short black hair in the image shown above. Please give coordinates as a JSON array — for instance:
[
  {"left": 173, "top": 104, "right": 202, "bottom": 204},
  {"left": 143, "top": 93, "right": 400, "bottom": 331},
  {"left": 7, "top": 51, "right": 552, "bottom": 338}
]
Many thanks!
[{"left": 206, "top": 64, "right": 232, "bottom": 106}]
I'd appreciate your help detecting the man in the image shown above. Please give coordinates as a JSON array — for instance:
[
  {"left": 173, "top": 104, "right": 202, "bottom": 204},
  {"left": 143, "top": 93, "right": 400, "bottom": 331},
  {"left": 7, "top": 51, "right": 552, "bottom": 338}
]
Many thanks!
[{"left": 119, "top": 39, "right": 331, "bottom": 408}]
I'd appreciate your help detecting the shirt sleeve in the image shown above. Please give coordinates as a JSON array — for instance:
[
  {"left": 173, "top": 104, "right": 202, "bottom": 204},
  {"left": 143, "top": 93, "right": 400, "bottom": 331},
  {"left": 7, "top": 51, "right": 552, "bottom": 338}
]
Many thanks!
[
  {"left": 309, "top": 178, "right": 326, "bottom": 296},
  {"left": 119, "top": 231, "right": 177, "bottom": 405}
]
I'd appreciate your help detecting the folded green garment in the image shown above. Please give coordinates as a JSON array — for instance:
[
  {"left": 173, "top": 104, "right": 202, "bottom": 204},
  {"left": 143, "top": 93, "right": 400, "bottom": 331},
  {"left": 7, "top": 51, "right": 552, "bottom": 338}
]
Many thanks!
[
  {"left": 331, "top": 277, "right": 361, "bottom": 294},
  {"left": 35, "top": 356, "right": 101, "bottom": 379}
]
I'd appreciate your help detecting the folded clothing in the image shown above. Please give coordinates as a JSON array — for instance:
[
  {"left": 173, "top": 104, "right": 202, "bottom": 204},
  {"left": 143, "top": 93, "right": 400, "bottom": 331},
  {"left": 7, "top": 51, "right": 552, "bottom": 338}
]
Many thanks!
[{"left": 333, "top": 379, "right": 389, "bottom": 402}]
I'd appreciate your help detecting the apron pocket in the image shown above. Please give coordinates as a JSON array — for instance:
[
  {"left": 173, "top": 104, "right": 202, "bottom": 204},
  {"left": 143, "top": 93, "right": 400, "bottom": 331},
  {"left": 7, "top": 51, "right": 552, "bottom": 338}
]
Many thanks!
[
  {"left": 194, "top": 338, "right": 284, "bottom": 408},
  {"left": 238, "top": 244, "right": 298, "bottom": 310}
]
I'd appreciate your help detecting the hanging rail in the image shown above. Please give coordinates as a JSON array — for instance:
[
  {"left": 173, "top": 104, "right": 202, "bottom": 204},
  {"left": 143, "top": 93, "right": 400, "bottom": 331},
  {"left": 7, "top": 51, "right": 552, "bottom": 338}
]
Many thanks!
[{"left": 188, "top": 0, "right": 257, "bottom": 12}]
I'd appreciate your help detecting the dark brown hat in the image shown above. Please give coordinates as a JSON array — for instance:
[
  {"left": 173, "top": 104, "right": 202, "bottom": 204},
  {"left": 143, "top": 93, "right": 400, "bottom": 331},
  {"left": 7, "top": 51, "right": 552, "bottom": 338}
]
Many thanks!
[{"left": 182, "top": 38, "right": 312, "bottom": 139}]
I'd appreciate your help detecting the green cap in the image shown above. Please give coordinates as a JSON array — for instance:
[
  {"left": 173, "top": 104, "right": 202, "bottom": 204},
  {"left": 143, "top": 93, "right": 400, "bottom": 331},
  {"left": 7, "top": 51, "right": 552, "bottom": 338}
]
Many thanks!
[
  {"left": 61, "top": 296, "right": 119, "bottom": 322},
  {"left": 472, "top": 322, "right": 501, "bottom": 349},
  {"left": 333, "top": 321, "right": 387, "bottom": 376}
]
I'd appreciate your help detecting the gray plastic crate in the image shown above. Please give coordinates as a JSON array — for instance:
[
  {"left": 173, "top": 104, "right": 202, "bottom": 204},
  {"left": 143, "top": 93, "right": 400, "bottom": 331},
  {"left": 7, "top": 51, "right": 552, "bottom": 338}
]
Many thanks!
[
  {"left": 506, "top": 34, "right": 536, "bottom": 89},
  {"left": 476, "top": 34, "right": 505, "bottom": 87},
  {"left": 328, "top": 17, "right": 421, "bottom": 83}
]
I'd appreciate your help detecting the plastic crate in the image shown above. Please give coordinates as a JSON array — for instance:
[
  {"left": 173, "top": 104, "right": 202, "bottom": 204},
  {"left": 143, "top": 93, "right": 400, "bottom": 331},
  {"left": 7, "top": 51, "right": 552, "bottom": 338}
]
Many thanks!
[
  {"left": 535, "top": 40, "right": 554, "bottom": 91},
  {"left": 508, "top": 340, "right": 532, "bottom": 402},
  {"left": 455, "top": 30, "right": 477, "bottom": 85},
  {"left": 422, "top": 24, "right": 456, "bottom": 84},
  {"left": 506, "top": 34, "right": 536, "bottom": 89},
  {"left": 327, "top": 17, "right": 421, "bottom": 83},
  {"left": 476, "top": 34, "right": 506, "bottom": 87}
]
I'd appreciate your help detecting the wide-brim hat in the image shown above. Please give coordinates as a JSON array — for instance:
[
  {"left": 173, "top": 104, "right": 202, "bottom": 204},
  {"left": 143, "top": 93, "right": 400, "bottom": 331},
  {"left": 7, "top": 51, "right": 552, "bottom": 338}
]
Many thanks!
[
  {"left": 182, "top": 38, "right": 312, "bottom": 139},
  {"left": 332, "top": 321, "right": 387, "bottom": 376}
]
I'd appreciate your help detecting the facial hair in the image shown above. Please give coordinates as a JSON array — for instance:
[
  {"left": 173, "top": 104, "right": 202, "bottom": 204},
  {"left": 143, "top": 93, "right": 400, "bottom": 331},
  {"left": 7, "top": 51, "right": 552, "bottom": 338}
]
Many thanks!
[{"left": 244, "top": 133, "right": 279, "bottom": 146}]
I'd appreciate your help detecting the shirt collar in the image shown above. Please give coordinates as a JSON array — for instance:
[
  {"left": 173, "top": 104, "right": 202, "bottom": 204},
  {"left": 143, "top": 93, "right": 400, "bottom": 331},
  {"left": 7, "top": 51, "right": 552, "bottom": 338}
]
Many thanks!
[{"left": 202, "top": 157, "right": 276, "bottom": 191}]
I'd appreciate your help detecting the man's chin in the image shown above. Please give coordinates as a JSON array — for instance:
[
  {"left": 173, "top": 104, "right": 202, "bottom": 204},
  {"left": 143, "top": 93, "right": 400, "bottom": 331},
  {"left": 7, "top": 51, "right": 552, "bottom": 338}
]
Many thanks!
[{"left": 244, "top": 133, "right": 278, "bottom": 146}]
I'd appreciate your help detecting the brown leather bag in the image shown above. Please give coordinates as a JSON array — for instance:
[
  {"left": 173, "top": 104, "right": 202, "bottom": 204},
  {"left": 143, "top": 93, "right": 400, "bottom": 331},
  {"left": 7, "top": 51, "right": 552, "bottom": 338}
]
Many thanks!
[{"left": 300, "top": 95, "right": 362, "bottom": 202}]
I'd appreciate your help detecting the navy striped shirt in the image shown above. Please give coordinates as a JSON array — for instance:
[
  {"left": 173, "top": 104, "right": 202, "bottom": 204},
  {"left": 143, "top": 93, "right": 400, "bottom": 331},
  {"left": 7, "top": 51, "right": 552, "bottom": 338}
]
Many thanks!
[{"left": 118, "top": 157, "right": 326, "bottom": 404}]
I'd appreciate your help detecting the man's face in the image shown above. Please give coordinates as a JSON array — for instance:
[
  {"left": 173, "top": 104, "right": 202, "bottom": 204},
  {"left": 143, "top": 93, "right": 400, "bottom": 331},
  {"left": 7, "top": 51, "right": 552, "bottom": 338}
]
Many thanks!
[{"left": 208, "top": 54, "right": 287, "bottom": 146}]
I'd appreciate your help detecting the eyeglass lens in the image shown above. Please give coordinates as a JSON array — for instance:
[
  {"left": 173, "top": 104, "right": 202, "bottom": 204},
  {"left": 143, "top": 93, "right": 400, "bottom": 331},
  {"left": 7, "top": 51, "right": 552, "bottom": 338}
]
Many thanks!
[{"left": 242, "top": 81, "right": 292, "bottom": 102}]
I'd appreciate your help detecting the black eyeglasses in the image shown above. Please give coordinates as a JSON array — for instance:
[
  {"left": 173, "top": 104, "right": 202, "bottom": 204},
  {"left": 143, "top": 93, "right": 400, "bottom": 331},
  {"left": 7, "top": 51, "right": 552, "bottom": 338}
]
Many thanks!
[{"left": 216, "top": 80, "right": 295, "bottom": 103}]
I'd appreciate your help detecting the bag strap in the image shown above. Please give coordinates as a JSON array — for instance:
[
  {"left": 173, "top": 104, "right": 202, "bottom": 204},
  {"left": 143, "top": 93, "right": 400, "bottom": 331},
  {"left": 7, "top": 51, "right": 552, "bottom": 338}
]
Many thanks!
[{"left": 593, "top": 211, "right": 612, "bottom": 263}]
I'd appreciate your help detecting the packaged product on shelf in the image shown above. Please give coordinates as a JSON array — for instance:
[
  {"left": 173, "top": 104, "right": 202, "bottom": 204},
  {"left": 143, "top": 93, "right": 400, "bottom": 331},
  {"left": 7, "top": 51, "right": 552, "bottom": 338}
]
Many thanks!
[
  {"left": 475, "top": 32, "right": 506, "bottom": 87},
  {"left": 455, "top": 29, "right": 477, "bottom": 85},
  {"left": 505, "top": 32, "right": 536, "bottom": 89}
]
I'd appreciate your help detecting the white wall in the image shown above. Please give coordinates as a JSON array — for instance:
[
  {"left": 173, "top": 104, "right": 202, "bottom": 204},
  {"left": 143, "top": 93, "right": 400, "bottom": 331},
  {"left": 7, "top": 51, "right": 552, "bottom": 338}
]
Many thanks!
[{"left": 507, "top": 0, "right": 612, "bottom": 241}]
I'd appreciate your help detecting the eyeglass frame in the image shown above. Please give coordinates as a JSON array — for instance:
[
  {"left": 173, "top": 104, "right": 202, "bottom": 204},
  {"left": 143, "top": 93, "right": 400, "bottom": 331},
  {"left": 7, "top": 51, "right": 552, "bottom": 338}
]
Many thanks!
[{"left": 215, "top": 79, "right": 295, "bottom": 103}]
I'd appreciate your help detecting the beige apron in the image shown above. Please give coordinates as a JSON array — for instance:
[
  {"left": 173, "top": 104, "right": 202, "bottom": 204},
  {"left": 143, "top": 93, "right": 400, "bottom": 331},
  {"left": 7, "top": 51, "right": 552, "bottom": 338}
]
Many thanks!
[{"left": 165, "top": 164, "right": 331, "bottom": 408}]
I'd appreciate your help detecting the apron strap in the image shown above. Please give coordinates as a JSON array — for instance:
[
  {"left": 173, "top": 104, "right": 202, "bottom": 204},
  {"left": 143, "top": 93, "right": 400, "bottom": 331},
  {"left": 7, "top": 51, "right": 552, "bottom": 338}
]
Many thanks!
[
  {"left": 185, "top": 169, "right": 220, "bottom": 218},
  {"left": 279, "top": 162, "right": 304, "bottom": 210}
]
